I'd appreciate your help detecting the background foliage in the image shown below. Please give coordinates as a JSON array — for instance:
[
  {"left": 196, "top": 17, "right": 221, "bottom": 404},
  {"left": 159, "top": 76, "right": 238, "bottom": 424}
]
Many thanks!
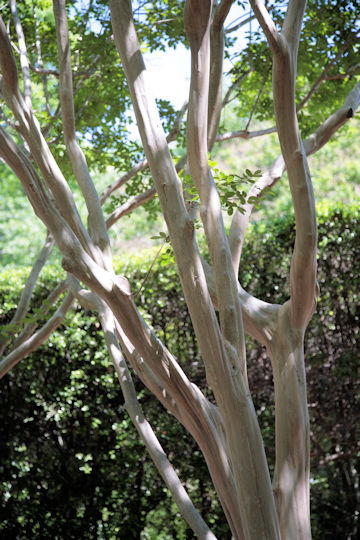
[{"left": 0, "top": 203, "right": 358, "bottom": 539}]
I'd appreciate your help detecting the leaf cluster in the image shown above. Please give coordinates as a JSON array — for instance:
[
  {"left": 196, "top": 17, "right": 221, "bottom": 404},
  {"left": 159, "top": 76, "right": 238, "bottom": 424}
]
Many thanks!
[{"left": 181, "top": 160, "right": 270, "bottom": 217}]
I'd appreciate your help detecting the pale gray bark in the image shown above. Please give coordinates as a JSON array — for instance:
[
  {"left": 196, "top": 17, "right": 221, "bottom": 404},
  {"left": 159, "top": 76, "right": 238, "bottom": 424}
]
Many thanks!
[
  {"left": 33, "top": 3, "right": 52, "bottom": 116},
  {"left": 53, "top": 0, "right": 112, "bottom": 269},
  {"left": 0, "top": 18, "right": 97, "bottom": 260},
  {"left": 207, "top": 0, "right": 232, "bottom": 149},
  {"left": 10, "top": 0, "right": 31, "bottom": 108},
  {"left": 109, "top": 1, "right": 280, "bottom": 537},
  {"left": 0, "top": 292, "right": 74, "bottom": 377},
  {"left": 66, "top": 279, "right": 218, "bottom": 539},
  {"left": 106, "top": 188, "right": 156, "bottom": 229},
  {"left": 12, "top": 279, "right": 68, "bottom": 351},
  {"left": 216, "top": 127, "right": 276, "bottom": 142},
  {"left": 100, "top": 306, "right": 217, "bottom": 540},
  {"left": 0, "top": 230, "right": 54, "bottom": 356},
  {"left": 248, "top": 1, "right": 315, "bottom": 536},
  {"left": 228, "top": 79, "right": 360, "bottom": 275}
]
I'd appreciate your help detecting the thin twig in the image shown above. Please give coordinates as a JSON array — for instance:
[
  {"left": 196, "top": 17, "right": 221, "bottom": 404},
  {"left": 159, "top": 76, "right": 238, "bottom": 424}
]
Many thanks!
[
  {"left": 245, "top": 69, "right": 269, "bottom": 132},
  {"left": 133, "top": 238, "right": 167, "bottom": 300}
]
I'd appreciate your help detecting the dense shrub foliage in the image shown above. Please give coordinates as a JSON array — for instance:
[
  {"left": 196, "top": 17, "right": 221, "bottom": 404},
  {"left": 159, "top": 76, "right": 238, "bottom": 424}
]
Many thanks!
[{"left": 0, "top": 203, "right": 359, "bottom": 539}]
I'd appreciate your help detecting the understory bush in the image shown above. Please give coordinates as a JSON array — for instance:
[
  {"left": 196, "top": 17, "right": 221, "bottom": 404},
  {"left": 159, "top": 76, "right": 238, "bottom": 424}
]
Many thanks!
[{"left": 0, "top": 202, "right": 359, "bottom": 539}]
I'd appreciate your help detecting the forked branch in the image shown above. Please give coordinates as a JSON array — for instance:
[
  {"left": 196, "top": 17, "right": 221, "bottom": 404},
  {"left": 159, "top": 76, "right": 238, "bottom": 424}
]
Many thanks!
[{"left": 251, "top": 0, "right": 317, "bottom": 328}]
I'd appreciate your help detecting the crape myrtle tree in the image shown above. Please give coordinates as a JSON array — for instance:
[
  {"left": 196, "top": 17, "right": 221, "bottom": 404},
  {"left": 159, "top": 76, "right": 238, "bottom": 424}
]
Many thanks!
[{"left": 0, "top": 0, "right": 359, "bottom": 538}]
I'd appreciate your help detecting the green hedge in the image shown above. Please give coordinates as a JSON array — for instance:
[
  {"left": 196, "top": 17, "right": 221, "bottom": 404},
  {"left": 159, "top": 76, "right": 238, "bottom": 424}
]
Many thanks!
[{"left": 0, "top": 202, "right": 359, "bottom": 539}]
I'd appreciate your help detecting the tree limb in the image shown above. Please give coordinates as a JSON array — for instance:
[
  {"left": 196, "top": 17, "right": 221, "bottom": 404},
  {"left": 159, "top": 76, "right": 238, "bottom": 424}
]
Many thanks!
[
  {"left": 33, "top": 3, "right": 52, "bottom": 117},
  {"left": 185, "top": 0, "right": 245, "bottom": 372},
  {"left": 282, "top": 0, "right": 307, "bottom": 53},
  {"left": 113, "top": 319, "right": 242, "bottom": 538},
  {"left": 69, "top": 271, "right": 241, "bottom": 537},
  {"left": 297, "top": 31, "right": 358, "bottom": 111},
  {"left": 201, "top": 255, "right": 281, "bottom": 347},
  {"left": 10, "top": 0, "right": 32, "bottom": 108},
  {"left": 0, "top": 15, "right": 101, "bottom": 262},
  {"left": 104, "top": 156, "right": 187, "bottom": 228},
  {"left": 12, "top": 279, "right": 68, "bottom": 351},
  {"left": 109, "top": 0, "right": 228, "bottom": 398},
  {"left": 216, "top": 126, "right": 276, "bottom": 142},
  {"left": 222, "top": 69, "right": 253, "bottom": 106},
  {"left": 207, "top": 0, "right": 232, "bottom": 149},
  {"left": 252, "top": 0, "right": 317, "bottom": 329},
  {"left": 0, "top": 292, "right": 74, "bottom": 379},
  {"left": 245, "top": 69, "right": 269, "bottom": 132},
  {"left": 251, "top": 2, "right": 313, "bottom": 536},
  {"left": 226, "top": 13, "right": 255, "bottom": 33},
  {"left": 100, "top": 305, "right": 218, "bottom": 540},
  {"left": 229, "top": 79, "right": 360, "bottom": 275},
  {"left": 183, "top": 4, "right": 280, "bottom": 537},
  {"left": 53, "top": 0, "right": 111, "bottom": 269},
  {"left": 249, "top": 0, "right": 282, "bottom": 56},
  {"left": 0, "top": 230, "right": 54, "bottom": 356},
  {"left": 105, "top": 188, "right": 156, "bottom": 229},
  {"left": 100, "top": 101, "right": 188, "bottom": 204}
]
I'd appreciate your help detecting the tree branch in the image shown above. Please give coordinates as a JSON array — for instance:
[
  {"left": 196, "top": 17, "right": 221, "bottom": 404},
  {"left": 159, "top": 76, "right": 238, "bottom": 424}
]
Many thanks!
[
  {"left": 12, "top": 279, "right": 68, "bottom": 351},
  {"left": 222, "top": 69, "right": 253, "bottom": 106},
  {"left": 216, "top": 126, "right": 276, "bottom": 142},
  {"left": 100, "top": 101, "right": 187, "bottom": 204},
  {"left": 0, "top": 292, "right": 74, "bottom": 379},
  {"left": 33, "top": 4, "right": 52, "bottom": 117},
  {"left": 207, "top": 0, "right": 232, "bottom": 149},
  {"left": 297, "top": 31, "right": 358, "bottom": 111},
  {"left": 282, "top": 0, "right": 307, "bottom": 53},
  {"left": 249, "top": 0, "right": 282, "bottom": 56},
  {"left": 0, "top": 19, "right": 96, "bottom": 260},
  {"left": 226, "top": 12, "right": 255, "bottom": 33},
  {"left": 53, "top": 0, "right": 111, "bottom": 269},
  {"left": 0, "top": 123, "right": 123, "bottom": 306},
  {"left": 201, "top": 255, "right": 281, "bottom": 347},
  {"left": 100, "top": 306, "right": 217, "bottom": 540},
  {"left": 0, "top": 230, "right": 54, "bottom": 356},
  {"left": 228, "top": 80, "right": 360, "bottom": 277},
  {"left": 105, "top": 188, "right": 156, "bottom": 229},
  {"left": 304, "top": 80, "right": 360, "bottom": 154},
  {"left": 113, "top": 319, "right": 243, "bottom": 538},
  {"left": 245, "top": 69, "right": 270, "bottom": 132},
  {"left": 184, "top": 0, "right": 246, "bottom": 376},
  {"left": 109, "top": 0, "right": 229, "bottom": 398},
  {"left": 10, "top": 0, "right": 32, "bottom": 108},
  {"left": 183, "top": 4, "right": 280, "bottom": 536},
  {"left": 258, "top": 0, "right": 317, "bottom": 329},
  {"left": 69, "top": 270, "right": 241, "bottom": 537},
  {"left": 250, "top": 3, "right": 314, "bottom": 536},
  {"left": 228, "top": 155, "right": 284, "bottom": 275}
]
